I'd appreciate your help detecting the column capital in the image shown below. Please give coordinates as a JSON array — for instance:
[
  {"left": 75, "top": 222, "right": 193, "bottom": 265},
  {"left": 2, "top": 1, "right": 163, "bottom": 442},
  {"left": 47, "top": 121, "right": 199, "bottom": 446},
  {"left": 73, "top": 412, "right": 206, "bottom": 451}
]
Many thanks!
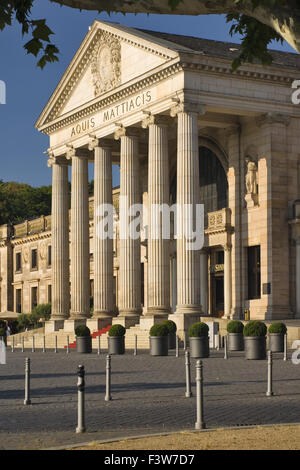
[
  {"left": 256, "top": 112, "right": 291, "bottom": 128},
  {"left": 66, "top": 145, "right": 88, "bottom": 160},
  {"left": 114, "top": 124, "right": 140, "bottom": 141},
  {"left": 46, "top": 149, "right": 68, "bottom": 167},
  {"left": 88, "top": 135, "right": 112, "bottom": 151},
  {"left": 170, "top": 99, "right": 206, "bottom": 118},
  {"left": 223, "top": 243, "right": 232, "bottom": 252},
  {"left": 141, "top": 112, "right": 170, "bottom": 129}
]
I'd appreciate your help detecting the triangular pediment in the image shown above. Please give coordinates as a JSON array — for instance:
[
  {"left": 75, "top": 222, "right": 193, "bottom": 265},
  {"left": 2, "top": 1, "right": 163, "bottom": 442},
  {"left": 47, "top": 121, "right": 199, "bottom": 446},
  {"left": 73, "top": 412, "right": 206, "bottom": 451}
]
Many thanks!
[{"left": 36, "top": 21, "right": 183, "bottom": 130}]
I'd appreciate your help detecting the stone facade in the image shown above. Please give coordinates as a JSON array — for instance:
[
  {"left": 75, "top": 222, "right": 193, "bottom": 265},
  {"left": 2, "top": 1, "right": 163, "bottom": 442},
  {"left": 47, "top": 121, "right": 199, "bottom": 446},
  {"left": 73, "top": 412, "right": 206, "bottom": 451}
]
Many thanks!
[{"left": 2, "top": 21, "right": 300, "bottom": 330}]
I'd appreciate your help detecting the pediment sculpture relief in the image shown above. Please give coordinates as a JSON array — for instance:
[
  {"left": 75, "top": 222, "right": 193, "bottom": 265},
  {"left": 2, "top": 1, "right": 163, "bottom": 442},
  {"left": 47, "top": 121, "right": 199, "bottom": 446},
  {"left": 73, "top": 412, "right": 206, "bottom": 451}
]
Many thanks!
[{"left": 91, "top": 32, "right": 121, "bottom": 97}]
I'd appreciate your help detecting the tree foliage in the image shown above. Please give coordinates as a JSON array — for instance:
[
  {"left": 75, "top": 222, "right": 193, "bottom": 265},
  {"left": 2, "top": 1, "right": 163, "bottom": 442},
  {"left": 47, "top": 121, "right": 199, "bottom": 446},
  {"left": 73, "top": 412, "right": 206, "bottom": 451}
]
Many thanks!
[
  {"left": 0, "top": 180, "right": 52, "bottom": 225},
  {"left": 0, "top": 0, "right": 297, "bottom": 69}
]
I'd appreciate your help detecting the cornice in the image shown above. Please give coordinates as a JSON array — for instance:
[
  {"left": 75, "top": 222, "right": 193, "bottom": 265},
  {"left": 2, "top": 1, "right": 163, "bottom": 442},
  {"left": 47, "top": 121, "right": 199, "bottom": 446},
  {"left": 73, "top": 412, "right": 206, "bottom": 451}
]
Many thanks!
[
  {"left": 11, "top": 232, "right": 51, "bottom": 246},
  {"left": 41, "top": 62, "right": 182, "bottom": 135}
]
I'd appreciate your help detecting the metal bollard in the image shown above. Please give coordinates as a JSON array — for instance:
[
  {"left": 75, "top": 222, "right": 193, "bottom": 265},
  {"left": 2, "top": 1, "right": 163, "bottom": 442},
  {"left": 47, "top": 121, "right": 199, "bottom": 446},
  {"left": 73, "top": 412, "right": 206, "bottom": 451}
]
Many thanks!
[
  {"left": 24, "top": 358, "right": 31, "bottom": 405},
  {"left": 66, "top": 335, "right": 69, "bottom": 354},
  {"left": 224, "top": 335, "right": 228, "bottom": 360},
  {"left": 195, "top": 360, "right": 206, "bottom": 430},
  {"left": 266, "top": 350, "right": 274, "bottom": 397},
  {"left": 11, "top": 336, "right": 14, "bottom": 353},
  {"left": 22, "top": 337, "right": 24, "bottom": 353},
  {"left": 105, "top": 354, "right": 112, "bottom": 401},
  {"left": 185, "top": 350, "right": 192, "bottom": 398},
  {"left": 97, "top": 335, "right": 101, "bottom": 356},
  {"left": 76, "top": 365, "right": 86, "bottom": 433},
  {"left": 42, "top": 335, "right": 46, "bottom": 353},
  {"left": 54, "top": 335, "right": 58, "bottom": 353},
  {"left": 134, "top": 334, "right": 137, "bottom": 356},
  {"left": 176, "top": 335, "right": 179, "bottom": 357},
  {"left": 183, "top": 331, "right": 187, "bottom": 351},
  {"left": 32, "top": 336, "right": 35, "bottom": 353},
  {"left": 283, "top": 334, "right": 288, "bottom": 361}
]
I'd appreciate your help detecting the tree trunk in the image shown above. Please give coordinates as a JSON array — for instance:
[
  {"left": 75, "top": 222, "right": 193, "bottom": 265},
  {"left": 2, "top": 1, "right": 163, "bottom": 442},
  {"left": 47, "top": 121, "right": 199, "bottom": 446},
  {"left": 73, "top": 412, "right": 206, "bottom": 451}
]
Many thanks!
[{"left": 52, "top": 0, "right": 300, "bottom": 53}]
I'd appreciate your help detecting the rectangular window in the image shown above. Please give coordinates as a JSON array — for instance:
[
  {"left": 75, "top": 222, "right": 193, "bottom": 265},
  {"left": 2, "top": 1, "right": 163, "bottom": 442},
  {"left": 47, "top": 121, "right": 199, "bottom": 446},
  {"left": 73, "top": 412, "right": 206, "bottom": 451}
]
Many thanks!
[
  {"left": 48, "top": 285, "right": 52, "bottom": 304},
  {"left": 247, "top": 246, "right": 261, "bottom": 300},
  {"left": 16, "top": 289, "right": 22, "bottom": 313},
  {"left": 31, "top": 286, "right": 38, "bottom": 310},
  {"left": 16, "top": 252, "right": 22, "bottom": 272},
  {"left": 31, "top": 249, "right": 38, "bottom": 270},
  {"left": 48, "top": 245, "right": 52, "bottom": 267},
  {"left": 90, "top": 280, "right": 94, "bottom": 310}
]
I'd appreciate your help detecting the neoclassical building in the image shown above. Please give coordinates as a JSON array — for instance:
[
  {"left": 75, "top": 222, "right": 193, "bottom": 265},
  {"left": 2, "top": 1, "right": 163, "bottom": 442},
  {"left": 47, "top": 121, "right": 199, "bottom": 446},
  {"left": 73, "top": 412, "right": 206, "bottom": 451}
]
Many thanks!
[{"left": 2, "top": 20, "right": 300, "bottom": 335}]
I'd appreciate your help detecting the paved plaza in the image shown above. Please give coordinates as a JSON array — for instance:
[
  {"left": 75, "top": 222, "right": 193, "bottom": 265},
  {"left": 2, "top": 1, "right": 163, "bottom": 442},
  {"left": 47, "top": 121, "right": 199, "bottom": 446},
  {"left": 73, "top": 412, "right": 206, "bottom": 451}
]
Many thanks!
[{"left": 0, "top": 348, "right": 300, "bottom": 449}]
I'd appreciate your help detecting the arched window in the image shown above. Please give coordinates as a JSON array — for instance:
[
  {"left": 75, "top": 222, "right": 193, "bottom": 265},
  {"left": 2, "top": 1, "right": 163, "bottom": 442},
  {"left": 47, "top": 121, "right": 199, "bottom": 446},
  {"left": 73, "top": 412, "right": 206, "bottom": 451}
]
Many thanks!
[{"left": 170, "top": 145, "right": 228, "bottom": 213}]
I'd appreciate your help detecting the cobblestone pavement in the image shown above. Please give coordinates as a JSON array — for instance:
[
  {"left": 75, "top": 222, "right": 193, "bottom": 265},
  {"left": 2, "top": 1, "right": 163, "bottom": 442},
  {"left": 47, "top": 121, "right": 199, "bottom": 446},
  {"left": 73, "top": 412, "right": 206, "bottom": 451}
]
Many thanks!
[{"left": 0, "top": 348, "right": 299, "bottom": 449}]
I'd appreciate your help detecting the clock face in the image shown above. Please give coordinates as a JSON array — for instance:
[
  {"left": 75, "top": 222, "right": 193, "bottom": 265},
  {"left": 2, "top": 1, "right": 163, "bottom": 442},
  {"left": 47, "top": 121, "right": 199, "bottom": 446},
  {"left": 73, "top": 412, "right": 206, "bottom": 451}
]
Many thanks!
[{"left": 99, "top": 46, "right": 112, "bottom": 83}]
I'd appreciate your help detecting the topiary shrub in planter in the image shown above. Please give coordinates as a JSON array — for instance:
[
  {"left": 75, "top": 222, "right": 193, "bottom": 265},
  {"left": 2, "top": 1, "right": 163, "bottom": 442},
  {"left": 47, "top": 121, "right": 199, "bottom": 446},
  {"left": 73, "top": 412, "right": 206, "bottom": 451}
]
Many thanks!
[
  {"left": 268, "top": 322, "right": 287, "bottom": 353},
  {"left": 149, "top": 324, "right": 169, "bottom": 356},
  {"left": 161, "top": 320, "right": 177, "bottom": 349},
  {"left": 108, "top": 324, "right": 126, "bottom": 355},
  {"left": 243, "top": 321, "right": 267, "bottom": 360},
  {"left": 188, "top": 322, "right": 210, "bottom": 358},
  {"left": 75, "top": 325, "right": 92, "bottom": 354},
  {"left": 227, "top": 320, "right": 244, "bottom": 351}
]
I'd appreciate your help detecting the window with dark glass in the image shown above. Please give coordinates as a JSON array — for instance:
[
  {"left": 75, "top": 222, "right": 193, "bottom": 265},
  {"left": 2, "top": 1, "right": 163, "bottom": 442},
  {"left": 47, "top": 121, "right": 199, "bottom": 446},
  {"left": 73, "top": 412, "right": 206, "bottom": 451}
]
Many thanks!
[
  {"left": 31, "top": 287, "right": 38, "bottom": 310},
  {"left": 31, "top": 249, "right": 38, "bottom": 270},
  {"left": 16, "top": 289, "right": 22, "bottom": 313},
  {"left": 247, "top": 246, "right": 261, "bottom": 299},
  {"left": 48, "top": 245, "right": 52, "bottom": 267},
  {"left": 16, "top": 252, "right": 22, "bottom": 272}
]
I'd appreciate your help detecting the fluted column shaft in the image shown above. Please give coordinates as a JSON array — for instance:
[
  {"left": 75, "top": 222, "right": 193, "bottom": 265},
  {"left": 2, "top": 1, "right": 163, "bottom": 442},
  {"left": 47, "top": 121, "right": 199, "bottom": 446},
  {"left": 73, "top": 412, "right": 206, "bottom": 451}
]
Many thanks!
[
  {"left": 144, "top": 116, "right": 170, "bottom": 315},
  {"left": 93, "top": 140, "right": 114, "bottom": 318},
  {"left": 176, "top": 110, "right": 201, "bottom": 314},
  {"left": 200, "top": 250, "right": 208, "bottom": 314},
  {"left": 70, "top": 151, "right": 90, "bottom": 319},
  {"left": 117, "top": 130, "right": 141, "bottom": 318},
  {"left": 224, "top": 244, "right": 232, "bottom": 318},
  {"left": 50, "top": 159, "right": 70, "bottom": 319}
]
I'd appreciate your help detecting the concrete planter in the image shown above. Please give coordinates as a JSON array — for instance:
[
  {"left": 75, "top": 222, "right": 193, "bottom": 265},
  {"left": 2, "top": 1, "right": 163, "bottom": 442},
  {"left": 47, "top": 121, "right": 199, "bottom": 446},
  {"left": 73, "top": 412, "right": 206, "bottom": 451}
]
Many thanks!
[
  {"left": 149, "top": 336, "right": 168, "bottom": 356},
  {"left": 168, "top": 333, "right": 176, "bottom": 350},
  {"left": 76, "top": 336, "right": 92, "bottom": 354},
  {"left": 244, "top": 336, "right": 266, "bottom": 360},
  {"left": 108, "top": 336, "right": 125, "bottom": 355},
  {"left": 189, "top": 337, "right": 210, "bottom": 358},
  {"left": 269, "top": 333, "right": 284, "bottom": 353},
  {"left": 228, "top": 333, "right": 244, "bottom": 351}
]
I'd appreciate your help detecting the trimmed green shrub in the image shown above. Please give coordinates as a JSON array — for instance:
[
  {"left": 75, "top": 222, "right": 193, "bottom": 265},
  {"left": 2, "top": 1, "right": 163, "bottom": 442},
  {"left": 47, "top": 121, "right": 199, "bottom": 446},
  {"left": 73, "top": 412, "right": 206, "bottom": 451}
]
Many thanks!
[
  {"left": 0, "top": 327, "right": 5, "bottom": 337},
  {"left": 75, "top": 325, "right": 91, "bottom": 337},
  {"left": 160, "top": 320, "right": 177, "bottom": 334},
  {"left": 108, "top": 324, "right": 126, "bottom": 337},
  {"left": 227, "top": 320, "right": 244, "bottom": 334},
  {"left": 17, "top": 313, "right": 31, "bottom": 331},
  {"left": 188, "top": 322, "right": 209, "bottom": 338},
  {"left": 243, "top": 321, "right": 267, "bottom": 337},
  {"left": 268, "top": 322, "right": 287, "bottom": 335},
  {"left": 149, "top": 324, "right": 169, "bottom": 337}
]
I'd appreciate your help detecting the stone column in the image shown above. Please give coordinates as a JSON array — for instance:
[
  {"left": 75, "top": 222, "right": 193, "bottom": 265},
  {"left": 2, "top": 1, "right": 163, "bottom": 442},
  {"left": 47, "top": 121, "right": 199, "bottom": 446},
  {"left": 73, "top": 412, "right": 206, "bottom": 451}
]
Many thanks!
[
  {"left": 223, "top": 244, "right": 232, "bottom": 319},
  {"left": 200, "top": 250, "right": 208, "bottom": 315},
  {"left": 65, "top": 147, "right": 90, "bottom": 331},
  {"left": 141, "top": 114, "right": 170, "bottom": 326},
  {"left": 87, "top": 138, "right": 114, "bottom": 331},
  {"left": 114, "top": 127, "right": 141, "bottom": 327},
  {"left": 170, "top": 102, "right": 203, "bottom": 333},
  {"left": 46, "top": 155, "right": 69, "bottom": 332},
  {"left": 296, "top": 240, "right": 300, "bottom": 319}
]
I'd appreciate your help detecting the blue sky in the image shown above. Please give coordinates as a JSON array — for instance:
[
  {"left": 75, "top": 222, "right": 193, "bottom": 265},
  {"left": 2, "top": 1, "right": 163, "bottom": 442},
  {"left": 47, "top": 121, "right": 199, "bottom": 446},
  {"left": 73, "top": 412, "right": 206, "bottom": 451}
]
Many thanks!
[{"left": 0, "top": 1, "right": 295, "bottom": 188}]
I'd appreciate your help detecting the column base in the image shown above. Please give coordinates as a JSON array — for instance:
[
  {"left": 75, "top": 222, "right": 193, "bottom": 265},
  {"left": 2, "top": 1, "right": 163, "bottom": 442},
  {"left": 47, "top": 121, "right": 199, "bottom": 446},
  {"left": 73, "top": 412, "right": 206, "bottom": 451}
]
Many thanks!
[
  {"left": 63, "top": 319, "right": 86, "bottom": 333},
  {"left": 86, "top": 317, "right": 113, "bottom": 332},
  {"left": 139, "top": 314, "right": 168, "bottom": 331},
  {"left": 112, "top": 316, "right": 140, "bottom": 328},
  {"left": 45, "top": 319, "right": 65, "bottom": 333},
  {"left": 169, "top": 312, "right": 201, "bottom": 341}
]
